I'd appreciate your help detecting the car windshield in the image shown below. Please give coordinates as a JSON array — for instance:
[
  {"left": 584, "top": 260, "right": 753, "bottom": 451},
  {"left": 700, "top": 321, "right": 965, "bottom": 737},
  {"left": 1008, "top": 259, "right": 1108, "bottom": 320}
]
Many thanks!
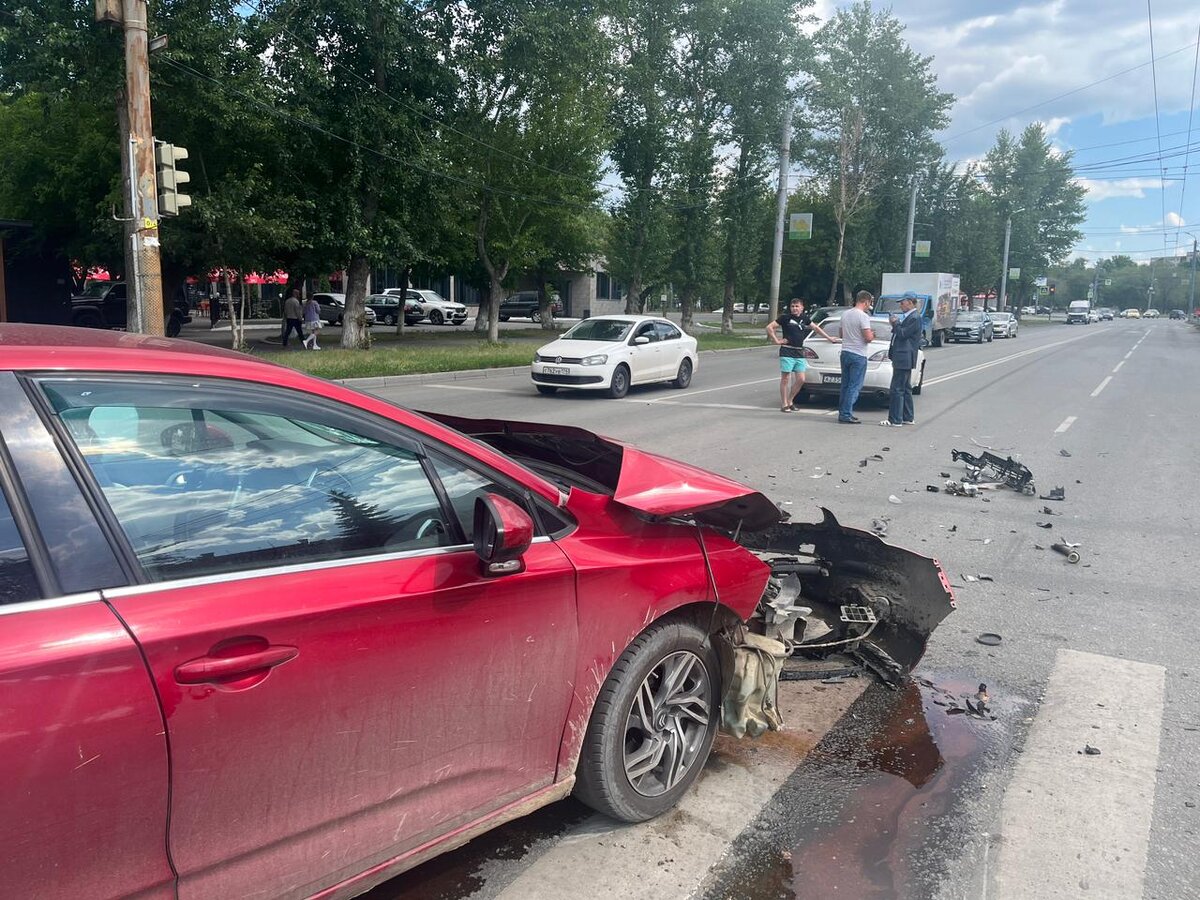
[
  {"left": 817, "top": 317, "right": 891, "bottom": 341},
  {"left": 993, "top": 313, "right": 1012, "bottom": 321},
  {"left": 563, "top": 319, "right": 635, "bottom": 342},
  {"left": 956, "top": 312, "right": 985, "bottom": 322},
  {"left": 875, "top": 298, "right": 909, "bottom": 314},
  {"left": 416, "top": 291, "right": 447, "bottom": 303}
]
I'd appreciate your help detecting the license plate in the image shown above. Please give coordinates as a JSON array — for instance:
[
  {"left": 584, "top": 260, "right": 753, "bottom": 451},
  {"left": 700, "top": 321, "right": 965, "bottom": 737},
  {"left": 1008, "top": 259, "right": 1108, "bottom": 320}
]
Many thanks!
[
  {"left": 823, "top": 374, "right": 841, "bottom": 384},
  {"left": 543, "top": 366, "right": 570, "bottom": 376}
]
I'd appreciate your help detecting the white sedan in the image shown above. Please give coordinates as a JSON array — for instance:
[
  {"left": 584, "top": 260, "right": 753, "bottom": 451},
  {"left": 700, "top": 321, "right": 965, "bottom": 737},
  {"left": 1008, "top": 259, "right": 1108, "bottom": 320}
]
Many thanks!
[
  {"left": 797, "top": 312, "right": 925, "bottom": 403},
  {"left": 992, "top": 311, "right": 1019, "bottom": 338},
  {"left": 531, "top": 315, "right": 698, "bottom": 398}
]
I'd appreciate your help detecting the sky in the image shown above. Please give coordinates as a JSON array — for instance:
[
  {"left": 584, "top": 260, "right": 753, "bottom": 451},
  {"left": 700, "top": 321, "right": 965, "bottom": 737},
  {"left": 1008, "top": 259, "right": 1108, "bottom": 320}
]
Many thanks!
[{"left": 813, "top": 0, "right": 1200, "bottom": 264}]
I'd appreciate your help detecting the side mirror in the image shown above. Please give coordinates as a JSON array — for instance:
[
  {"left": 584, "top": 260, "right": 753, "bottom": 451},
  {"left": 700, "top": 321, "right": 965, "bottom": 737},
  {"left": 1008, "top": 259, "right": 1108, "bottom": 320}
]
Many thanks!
[
  {"left": 473, "top": 493, "right": 534, "bottom": 576},
  {"left": 633, "top": 335, "right": 650, "bottom": 345}
]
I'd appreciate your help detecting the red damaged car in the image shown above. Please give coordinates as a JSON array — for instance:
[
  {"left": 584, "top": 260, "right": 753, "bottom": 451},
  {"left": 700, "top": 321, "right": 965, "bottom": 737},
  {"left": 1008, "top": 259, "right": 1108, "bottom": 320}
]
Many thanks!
[{"left": 0, "top": 325, "right": 953, "bottom": 899}]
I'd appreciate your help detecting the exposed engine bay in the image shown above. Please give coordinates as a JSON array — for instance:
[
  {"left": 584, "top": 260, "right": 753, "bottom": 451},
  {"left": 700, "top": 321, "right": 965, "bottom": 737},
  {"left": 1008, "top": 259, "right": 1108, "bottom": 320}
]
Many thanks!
[{"left": 423, "top": 412, "right": 957, "bottom": 740}]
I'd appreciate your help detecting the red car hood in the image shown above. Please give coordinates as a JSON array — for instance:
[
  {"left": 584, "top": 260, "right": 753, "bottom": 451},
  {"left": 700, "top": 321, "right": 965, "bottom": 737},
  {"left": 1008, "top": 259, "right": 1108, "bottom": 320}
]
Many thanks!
[{"left": 422, "top": 412, "right": 781, "bottom": 531}]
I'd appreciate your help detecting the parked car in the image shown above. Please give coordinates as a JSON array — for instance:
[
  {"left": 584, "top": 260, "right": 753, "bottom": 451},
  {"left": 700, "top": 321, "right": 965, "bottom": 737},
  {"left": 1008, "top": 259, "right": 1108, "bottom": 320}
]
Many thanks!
[
  {"left": 0, "top": 323, "right": 954, "bottom": 900},
  {"left": 384, "top": 288, "right": 468, "bottom": 325},
  {"left": 313, "top": 292, "right": 376, "bottom": 327},
  {"left": 498, "top": 291, "right": 564, "bottom": 323},
  {"left": 531, "top": 315, "right": 698, "bottom": 398},
  {"left": 1035, "top": 305, "right": 1053, "bottom": 315},
  {"left": 732, "top": 302, "right": 747, "bottom": 313},
  {"left": 365, "top": 293, "right": 423, "bottom": 326},
  {"left": 991, "top": 311, "right": 1018, "bottom": 338},
  {"left": 1169, "top": 309, "right": 1186, "bottom": 320},
  {"left": 1020, "top": 306, "right": 1037, "bottom": 315},
  {"left": 948, "top": 310, "right": 994, "bottom": 343},
  {"left": 1122, "top": 308, "right": 1141, "bottom": 318},
  {"left": 796, "top": 311, "right": 926, "bottom": 402},
  {"left": 71, "top": 281, "right": 193, "bottom": 337},
  {"left": 1143, "top": 308, "right": 1160, "bottom": 318}
]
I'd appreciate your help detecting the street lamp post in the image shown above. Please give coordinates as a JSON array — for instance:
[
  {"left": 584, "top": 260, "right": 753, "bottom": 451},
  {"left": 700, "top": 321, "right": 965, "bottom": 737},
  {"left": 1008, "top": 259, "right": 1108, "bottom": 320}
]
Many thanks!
[{"left": 998, "top": 208, "right": 1025, "bottom": 312}]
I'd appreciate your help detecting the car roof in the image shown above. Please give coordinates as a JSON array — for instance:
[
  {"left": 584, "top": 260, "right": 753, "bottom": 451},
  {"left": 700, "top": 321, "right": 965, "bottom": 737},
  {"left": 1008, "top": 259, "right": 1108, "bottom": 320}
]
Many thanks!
[
  {"left": 0, "top": 324, "right": 561, "bottom": 504},
  {"left": 578, "top": 315, "right": 670, "bottom": 324}
]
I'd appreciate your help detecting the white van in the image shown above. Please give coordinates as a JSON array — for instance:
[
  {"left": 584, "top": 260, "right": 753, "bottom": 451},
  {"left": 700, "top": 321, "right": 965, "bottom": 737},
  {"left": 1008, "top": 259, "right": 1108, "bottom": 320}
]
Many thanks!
[{"left": 1066, "top": 300, "right": 1091, "bottom": 324}]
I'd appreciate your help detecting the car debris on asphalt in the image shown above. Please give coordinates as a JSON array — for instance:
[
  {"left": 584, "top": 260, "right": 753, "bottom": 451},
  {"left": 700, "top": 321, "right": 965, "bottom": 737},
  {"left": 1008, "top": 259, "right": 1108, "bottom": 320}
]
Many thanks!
[
  {"left": 950, "top": 449, "right": 1036, "bottom": 495},
  {"left": 1051, "top": 543, "right": 1081, "bottom": 563},
  {"left": 1040, "top": 486, "right": 1066, "bottom": 501},
  {"left": 1081, "top": 744, "right": 1102, "bottom": 756}
]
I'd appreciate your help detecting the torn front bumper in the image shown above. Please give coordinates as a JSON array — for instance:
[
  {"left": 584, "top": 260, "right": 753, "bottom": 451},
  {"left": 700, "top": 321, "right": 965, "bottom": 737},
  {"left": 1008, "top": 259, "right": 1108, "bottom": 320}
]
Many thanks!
[{"left": 739, "top": 508, "right": 956, "bottom": 686}]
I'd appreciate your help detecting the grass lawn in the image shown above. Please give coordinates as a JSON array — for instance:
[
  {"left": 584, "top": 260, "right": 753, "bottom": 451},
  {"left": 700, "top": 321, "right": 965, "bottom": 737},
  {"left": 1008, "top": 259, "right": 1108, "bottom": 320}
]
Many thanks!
[{"left": 264, "top": 326, "right": 765, "bottom": 379}]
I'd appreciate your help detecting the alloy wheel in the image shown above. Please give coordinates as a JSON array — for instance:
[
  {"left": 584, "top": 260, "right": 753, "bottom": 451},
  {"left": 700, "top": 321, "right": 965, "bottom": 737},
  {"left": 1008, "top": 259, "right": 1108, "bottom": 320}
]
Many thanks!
[{"left": 622, "top": 650, "right": 712, "bottom": 797}]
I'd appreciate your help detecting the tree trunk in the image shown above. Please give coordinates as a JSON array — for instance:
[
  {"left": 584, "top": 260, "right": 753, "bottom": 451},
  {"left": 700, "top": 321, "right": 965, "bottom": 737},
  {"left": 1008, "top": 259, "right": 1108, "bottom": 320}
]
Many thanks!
[
  {"left": 829, "top": 221, "right": 847, "bottom": 305},
  {"left": 394, "top": 265, "right": 410, "bottom": 337},
  {"left": 225, "top": 270, "right": 245, "bottom": 351},
  {"left": 721, "top": 280, "right": 734, "bottom": 335},
  {"left": 535, "top": 268, "right": 554, "bottom": 330},
  {"left": 680, "top": 284, "right": 696, "bottom": 334},
  {"left": 342, "top": 255, "right": 371, "bottom": 349}
]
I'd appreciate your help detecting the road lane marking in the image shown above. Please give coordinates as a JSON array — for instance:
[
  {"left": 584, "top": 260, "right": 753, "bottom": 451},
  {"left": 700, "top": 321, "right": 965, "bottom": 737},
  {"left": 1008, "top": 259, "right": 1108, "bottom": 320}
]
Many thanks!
[
  {"left": 642, "top": 376, "right": 776, "bottom": 402},
  {"left": 634, "top": 400, "right": 837, "bottom": 414},
  {"left": 923, "top": 329, "right": 1102, "bottom": 387},
  {"left": 1091, "top": 376, "right": 1113, "bottom": 397},
  {"left": 1112, "top": 361, "right": 1125, "bottom": 373},
  {"left": 1124, "top": 351, "right": 1133, "bottom": 359},
  {"left": 992, "top": 649, "right": 1164, "bottom": 900},
  {"left": 1054, "top": 416, "right": 1076, "bottom": 433}
]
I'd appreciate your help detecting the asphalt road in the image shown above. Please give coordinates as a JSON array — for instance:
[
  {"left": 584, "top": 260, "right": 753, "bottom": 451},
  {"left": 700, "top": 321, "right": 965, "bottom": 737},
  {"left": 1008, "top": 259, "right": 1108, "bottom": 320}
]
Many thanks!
[{"left": 355, "top": 317, "right": 1199, "bottom": 900}]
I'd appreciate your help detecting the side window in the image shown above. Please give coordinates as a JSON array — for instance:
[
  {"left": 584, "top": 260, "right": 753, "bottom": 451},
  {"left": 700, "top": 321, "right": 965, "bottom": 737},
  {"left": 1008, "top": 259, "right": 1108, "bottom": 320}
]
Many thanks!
[
  {"left": 426, "top": 451, "right": 540, "bottom": 539},
  {"left": 633, "top": 323, "right": 658, "bottom": 342},
  {"left": 41, "top": 379, "right": 456, "bottom": 583},
  {"left": 654, "top": 322, "right": 681, "bottom": 341},
  {"left": 0, "top": 486, "right": 39, "bottom": 605}
]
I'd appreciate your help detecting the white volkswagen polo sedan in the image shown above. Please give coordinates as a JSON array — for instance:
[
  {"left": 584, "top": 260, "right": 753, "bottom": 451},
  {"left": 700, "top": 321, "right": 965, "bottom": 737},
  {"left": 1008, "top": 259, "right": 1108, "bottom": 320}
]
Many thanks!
[
  {"left": 532, "top": 315, "right": 698, "bottom": 398},
  {"left": 798, "top": 312, "right": 925, "bottom": 403}
]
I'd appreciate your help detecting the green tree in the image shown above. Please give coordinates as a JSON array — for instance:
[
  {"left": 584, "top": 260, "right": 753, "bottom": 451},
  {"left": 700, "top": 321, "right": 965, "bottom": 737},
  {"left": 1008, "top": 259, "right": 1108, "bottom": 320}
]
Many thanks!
[
  {"left": 805, "top": 1, "right": 951, "bottom": 303},
  {"left": 444, "top": 0, "right": 608, "bottom": 343},
  {"left": 714, "top": 0, "right": 808, "bottom": 332},
  {"left": 981, "top": 123, "right": 1086, "bottom": 308}
]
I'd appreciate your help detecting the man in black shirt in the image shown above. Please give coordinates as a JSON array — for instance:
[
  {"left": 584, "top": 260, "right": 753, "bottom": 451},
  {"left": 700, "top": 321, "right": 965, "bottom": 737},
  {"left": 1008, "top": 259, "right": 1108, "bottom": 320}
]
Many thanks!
[{"left": 766, "top": 298, "right": 837, "bottom": 412}]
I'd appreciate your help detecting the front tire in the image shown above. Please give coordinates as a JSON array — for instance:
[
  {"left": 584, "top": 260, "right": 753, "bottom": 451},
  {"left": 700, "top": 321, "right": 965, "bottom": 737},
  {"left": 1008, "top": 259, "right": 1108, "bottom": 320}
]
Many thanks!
[
  {"left": 672, "top": 358, "right": 693, "bottom": 389},
  {"left": 384, "top": 314, "right": 396, "bottom": 326},
  {"left": 607, "top": 365, "right": 630, "bottom": 399},
  {"left": 430, "top": 309, "right": 444, "bottom": 326},
  {"left": 531, "top": 310, "right": 542, "bottom": 323},
  {"left": 573, "top": 617, "right": 720, "bottom": 822}
]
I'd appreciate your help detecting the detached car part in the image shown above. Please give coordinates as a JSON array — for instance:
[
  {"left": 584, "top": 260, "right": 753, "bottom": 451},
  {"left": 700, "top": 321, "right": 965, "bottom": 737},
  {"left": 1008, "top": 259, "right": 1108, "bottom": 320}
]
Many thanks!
[{"left": 951, "top": 448, "right": 1036, "bottom": 495}]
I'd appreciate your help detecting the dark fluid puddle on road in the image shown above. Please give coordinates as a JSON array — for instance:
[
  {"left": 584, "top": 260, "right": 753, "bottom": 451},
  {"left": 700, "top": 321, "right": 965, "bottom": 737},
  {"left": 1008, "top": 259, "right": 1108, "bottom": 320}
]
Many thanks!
[
  {"left": 362, "top": 797, "right": 592, "bottom": 900},
  {"left": 706, "top": 673, "right": 1008, "bottom": 900}
]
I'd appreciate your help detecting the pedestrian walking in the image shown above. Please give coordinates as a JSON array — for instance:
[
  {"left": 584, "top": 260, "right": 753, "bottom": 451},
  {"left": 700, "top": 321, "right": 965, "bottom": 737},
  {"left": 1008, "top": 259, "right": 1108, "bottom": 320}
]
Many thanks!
[
  {"left": 881, "top": 292, "right": 921, "bottom": 427},
  {"left": 208, "top": 288, "right": 220, "bottom": 329},
  {"left": 766, "top": 298, "right": 839, "bottom": 412},
  {"left": 837, "top": 291, "right": 875, "bottom": 424},
  {"left": 302, "top": 295, "right": 323, "bottom": 350},
  {"left": 282, "top": 288, "right": 304, "bottom": 348}
]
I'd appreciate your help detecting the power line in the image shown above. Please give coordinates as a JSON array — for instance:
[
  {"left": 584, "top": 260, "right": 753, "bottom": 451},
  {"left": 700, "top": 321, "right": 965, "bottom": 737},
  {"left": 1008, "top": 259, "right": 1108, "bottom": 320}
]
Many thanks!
[
  {"left": 943, "top": 37, "right": 1200, "bottom": 144},
  {"left": 1170, "top": 23, "right": 1200, "bottom": 248},
  {"left": 1145, "top": 0, "right": 1167, "bottom": 239}
]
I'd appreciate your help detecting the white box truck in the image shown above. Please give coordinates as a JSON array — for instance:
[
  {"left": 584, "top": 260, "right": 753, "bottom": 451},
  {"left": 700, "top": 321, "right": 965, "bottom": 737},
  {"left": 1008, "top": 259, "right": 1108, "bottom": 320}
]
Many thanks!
[{"left": 874, "top": 272, "right": 960, "bottom": 347}]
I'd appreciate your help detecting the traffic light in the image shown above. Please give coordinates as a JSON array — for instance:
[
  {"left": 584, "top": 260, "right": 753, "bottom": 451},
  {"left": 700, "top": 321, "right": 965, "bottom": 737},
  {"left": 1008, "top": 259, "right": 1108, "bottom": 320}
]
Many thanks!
[
  {"left": 1049, "top": 284, "right": 1056, "bottom": 295},
  {"left": 155, "top": 142, "right": 192, "bottom": 216}
]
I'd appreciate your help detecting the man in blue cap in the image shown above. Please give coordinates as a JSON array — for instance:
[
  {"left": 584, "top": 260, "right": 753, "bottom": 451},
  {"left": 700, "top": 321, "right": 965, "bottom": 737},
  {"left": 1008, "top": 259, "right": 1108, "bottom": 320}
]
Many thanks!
[{"left": 881, "top": 292, "right": 921, "bottom": 426}]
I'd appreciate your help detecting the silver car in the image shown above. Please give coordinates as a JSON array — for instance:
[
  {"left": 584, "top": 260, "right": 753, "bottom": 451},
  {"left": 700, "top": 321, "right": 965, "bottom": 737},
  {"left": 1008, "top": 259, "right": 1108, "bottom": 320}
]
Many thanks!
[
  {"left": 797, "top": 312, "right": 925, "bottom": 403},
  {"left": 991, "top": 312, "right": 1018, "bottom": 338}
]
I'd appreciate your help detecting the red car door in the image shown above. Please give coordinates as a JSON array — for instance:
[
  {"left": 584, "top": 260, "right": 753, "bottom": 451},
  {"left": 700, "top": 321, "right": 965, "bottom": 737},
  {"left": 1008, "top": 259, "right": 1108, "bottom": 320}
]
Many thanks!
[
  {"left": 0, "top": 382, "right": 173, "bottom": 900},
  {"left": 37, "top": 375, "right": 577, "bottom": 900}
]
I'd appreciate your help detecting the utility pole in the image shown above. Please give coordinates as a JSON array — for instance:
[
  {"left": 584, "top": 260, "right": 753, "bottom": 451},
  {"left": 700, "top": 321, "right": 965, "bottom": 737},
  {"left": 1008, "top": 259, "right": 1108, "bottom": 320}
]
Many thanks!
[
  {"left": 1190, "top": 238, "right": 1197, "bottom": 313},
  {"left": 903, "top": 179, "right": 919, "bottom": 273},
  {"left": 998, "top": 215, "right": 1013, "bottom": 312},
  {"left": 97, "top": 0, "right": 165, "bottom": 335},
  {"left": 767, "top": 100, "right": 794, "bottom": 322}
]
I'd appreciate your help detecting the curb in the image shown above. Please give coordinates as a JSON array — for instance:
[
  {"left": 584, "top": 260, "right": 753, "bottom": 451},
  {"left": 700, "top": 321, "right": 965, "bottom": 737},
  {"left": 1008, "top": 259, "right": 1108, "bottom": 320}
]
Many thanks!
[{"left": 337, "top": 344, "right": 771, "bottom": 388}]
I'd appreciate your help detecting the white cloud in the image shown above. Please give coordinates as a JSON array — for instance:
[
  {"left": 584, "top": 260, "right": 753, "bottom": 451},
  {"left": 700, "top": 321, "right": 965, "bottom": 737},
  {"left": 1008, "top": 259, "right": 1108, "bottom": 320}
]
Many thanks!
[
  {"left": 1165, "top": 211, "right": 1185, "bottom": 227},
  {"left": 1075, "top": 177, "right": 1163, "bottom": 201},
  {"left": 1043, "top": 117, "right": 1071, "bottom": 137}
]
